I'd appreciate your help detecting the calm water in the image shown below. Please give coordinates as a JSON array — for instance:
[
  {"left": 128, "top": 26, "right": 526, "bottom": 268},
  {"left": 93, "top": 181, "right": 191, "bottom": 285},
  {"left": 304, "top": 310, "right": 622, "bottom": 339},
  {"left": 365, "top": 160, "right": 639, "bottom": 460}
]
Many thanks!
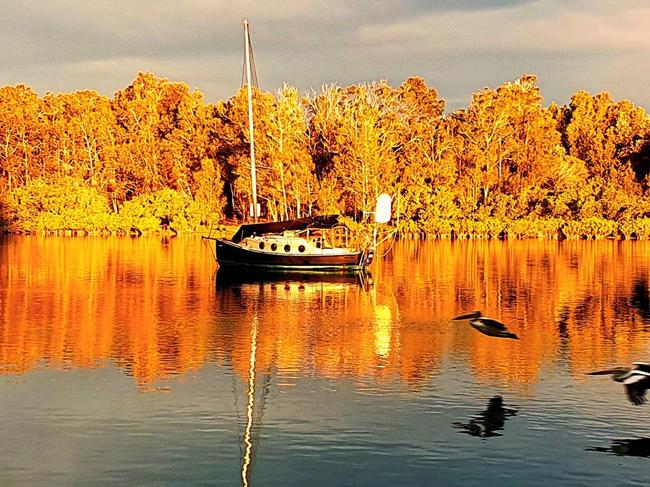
[{"left": 1, "top": 236, "right": 650, "bottom": 486}]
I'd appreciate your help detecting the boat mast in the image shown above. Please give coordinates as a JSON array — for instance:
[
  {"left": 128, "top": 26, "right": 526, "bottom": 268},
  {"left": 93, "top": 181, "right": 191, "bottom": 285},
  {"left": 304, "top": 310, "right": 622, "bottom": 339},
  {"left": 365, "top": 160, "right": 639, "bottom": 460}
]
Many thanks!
[{"left": 243, "top": 19, "right": 258, "bottom": 222}]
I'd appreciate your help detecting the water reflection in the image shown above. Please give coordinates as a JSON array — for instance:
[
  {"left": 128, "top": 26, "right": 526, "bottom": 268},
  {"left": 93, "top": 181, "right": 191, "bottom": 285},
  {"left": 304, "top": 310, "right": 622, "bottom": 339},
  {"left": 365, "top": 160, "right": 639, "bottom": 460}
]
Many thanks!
[
  {"left": 215, "top": 267, "right": 372, "bottom": 290},
  {"left": 631, "top": 279, "right": 650, "bottom": 320},
  {"left": 239, "top": 316, "right": 269, "bottom": 487},
  {"left": 453, "top": 395, "right": 518, "bottom": 438},
  {"left": 213, "top": 265, "right": 392, "bottom": 385},
  {"left": 587, "top": 438, "right": 650, "bottom": 458},
  {"left": 5, "top": 237, "right": 650, "bottom": 486},
  {"left": 1, "top": 238, "right": 650, "bottom": 390}
]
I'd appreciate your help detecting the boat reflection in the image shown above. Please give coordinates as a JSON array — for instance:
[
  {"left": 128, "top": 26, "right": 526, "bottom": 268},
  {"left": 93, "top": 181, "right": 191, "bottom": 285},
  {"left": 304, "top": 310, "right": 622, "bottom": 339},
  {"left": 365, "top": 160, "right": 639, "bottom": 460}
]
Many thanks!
[
  {"left": 219, "top": 268, "right": 375, "bottom": 486},
  {"left": 587, "top": 437, "right": 650, "bottom": 458},
  {"left": 453, "top": 395, "right": 518, "bottom": 438},
  {"left": 215, "top": 267, "right": 373, "bottom": 291}
]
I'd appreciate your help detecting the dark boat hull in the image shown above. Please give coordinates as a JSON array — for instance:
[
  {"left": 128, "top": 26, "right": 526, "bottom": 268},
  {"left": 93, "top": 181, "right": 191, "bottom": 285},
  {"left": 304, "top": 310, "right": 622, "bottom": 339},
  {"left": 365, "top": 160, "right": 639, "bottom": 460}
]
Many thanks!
[{"left": 214, "top": 238, "right": 369, "bottom": 271}]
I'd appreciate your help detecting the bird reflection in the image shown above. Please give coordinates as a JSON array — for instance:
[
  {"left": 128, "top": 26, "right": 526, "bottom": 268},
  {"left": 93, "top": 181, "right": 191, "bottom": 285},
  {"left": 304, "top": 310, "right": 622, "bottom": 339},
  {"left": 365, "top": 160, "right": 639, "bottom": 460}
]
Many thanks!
[
  {"left": 587, "top": 362, "right": 650, "bottom": 406},
  {"left": 452, "top": 311, "right": 519, "bottom": 339},
  {"left": 453, "top": 395, "right": 517, "bottom": 438},
  {"left": 587, "top": 438, "right": 650, "bottom": 458}
]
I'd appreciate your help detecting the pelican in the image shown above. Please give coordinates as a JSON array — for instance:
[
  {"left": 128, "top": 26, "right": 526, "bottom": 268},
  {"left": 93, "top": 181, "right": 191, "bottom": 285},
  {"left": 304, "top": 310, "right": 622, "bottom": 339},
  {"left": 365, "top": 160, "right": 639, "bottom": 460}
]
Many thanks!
[
  {"left": 452, "top": 311, "right": 519, "bottom": 339},
  {"left": 587, "top": 363, "right": 650, "bottom": 406}
]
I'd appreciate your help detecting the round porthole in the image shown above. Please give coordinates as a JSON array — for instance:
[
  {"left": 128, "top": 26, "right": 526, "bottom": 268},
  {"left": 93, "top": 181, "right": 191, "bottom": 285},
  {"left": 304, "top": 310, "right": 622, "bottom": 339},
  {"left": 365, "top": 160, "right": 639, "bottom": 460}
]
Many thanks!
[
  {"left": 284, "top": 244, "right": 291, "bottom": 252},
  {"left": 298, "top": 245, "right": 306, "bottom": 253},
  {"left": 259, "top": 242, "right": 265, "bottom": 250},
  {"left": 271, "top": 243, "right": 277, "bottom": 251},
  {"left": 316, "top": 241, "right": 321, "bottom": 248}
]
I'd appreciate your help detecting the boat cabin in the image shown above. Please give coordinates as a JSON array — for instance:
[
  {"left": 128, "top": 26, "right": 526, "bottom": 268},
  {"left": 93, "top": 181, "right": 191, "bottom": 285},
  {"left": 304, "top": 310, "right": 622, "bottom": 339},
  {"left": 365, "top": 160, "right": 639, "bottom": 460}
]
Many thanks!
[{"left": 240, "top": 228, "right": 358, "bottom": 256}]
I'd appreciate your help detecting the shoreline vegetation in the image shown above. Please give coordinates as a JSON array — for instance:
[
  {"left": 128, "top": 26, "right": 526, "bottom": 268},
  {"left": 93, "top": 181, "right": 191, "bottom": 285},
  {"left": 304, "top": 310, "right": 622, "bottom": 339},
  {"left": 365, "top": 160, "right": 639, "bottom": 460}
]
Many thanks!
[{"left": 2, "top": 73, "right": 650, "bottom": 240}]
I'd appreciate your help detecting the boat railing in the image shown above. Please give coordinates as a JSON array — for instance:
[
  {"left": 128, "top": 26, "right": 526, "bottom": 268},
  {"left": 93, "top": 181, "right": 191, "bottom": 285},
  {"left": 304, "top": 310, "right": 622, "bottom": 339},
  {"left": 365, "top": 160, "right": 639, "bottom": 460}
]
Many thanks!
[{"left": 330, "top": 225, "right": 358, "bottom": 249}]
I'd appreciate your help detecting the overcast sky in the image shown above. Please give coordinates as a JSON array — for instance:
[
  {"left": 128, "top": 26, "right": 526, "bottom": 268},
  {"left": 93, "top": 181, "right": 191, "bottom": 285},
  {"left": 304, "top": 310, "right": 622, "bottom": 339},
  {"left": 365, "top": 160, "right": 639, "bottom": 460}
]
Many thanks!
[{"left": 2, "top": 0, "right": 649, "bottom": 111}]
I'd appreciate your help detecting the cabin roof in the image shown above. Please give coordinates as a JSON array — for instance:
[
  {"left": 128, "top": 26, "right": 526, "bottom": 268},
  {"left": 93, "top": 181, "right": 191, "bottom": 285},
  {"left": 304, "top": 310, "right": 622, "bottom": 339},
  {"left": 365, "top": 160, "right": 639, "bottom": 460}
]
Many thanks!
[{"left": 231, "top": 215, "right": 342, "bottom": 243}]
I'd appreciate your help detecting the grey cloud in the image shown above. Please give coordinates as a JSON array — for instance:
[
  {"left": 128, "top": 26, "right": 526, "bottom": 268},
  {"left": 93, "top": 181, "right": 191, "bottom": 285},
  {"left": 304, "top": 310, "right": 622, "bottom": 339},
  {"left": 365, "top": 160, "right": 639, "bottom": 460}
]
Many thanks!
[{"left": 1, "top": 0, "right": 649, "bottom": 111}]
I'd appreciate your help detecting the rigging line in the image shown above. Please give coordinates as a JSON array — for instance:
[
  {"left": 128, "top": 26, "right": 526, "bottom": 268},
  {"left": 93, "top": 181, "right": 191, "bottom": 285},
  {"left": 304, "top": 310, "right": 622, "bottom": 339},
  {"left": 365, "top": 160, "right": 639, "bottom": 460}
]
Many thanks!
[
  {"left": 249, "top": 39, "right": 258, "bottom": 88},
  {"left": 241, "top": 49, "right": 246, "bottom": 88},
  {"left": 241, "top": 25, "right": 259, "bottom": 89},
  {"left": 377, "top": 229, "right": 398, "bottom": 258},
  {"left": 241, "top": 315, "right": 259, "bottom": 487}
]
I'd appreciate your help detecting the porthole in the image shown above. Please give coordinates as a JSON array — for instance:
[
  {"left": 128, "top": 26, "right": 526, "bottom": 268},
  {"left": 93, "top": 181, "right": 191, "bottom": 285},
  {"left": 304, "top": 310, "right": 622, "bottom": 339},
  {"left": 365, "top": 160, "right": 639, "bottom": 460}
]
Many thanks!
[
  {"left": 271, "top": 243, "right": 277, "bottom": 251},
  {"left": 258, "top": 242, "right": 265, "bottom": 250},
  {"left": 298, "top": 245, "right": 306, "bottom": 253},
  {"left": 315, "top": 240, "right": 321, "bottom": 249},
  {"left": 284, "top": 244, "right": 291, "bottom": 252}
]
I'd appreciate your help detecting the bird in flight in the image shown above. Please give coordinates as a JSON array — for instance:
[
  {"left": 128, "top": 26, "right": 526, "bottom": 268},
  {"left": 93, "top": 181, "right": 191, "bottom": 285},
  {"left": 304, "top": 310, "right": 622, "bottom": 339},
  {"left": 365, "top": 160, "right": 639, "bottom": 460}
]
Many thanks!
[
  {"left": 587, "top": 362, "right": 650, "bottom": 406},
  {"left": 452, "top": 311, "right": 519, "bottom": 339}
]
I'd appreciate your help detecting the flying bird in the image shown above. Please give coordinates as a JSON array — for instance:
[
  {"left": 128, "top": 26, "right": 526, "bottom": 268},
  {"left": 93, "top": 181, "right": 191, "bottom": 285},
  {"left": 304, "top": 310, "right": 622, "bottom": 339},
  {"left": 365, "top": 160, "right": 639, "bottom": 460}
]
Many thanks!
[
  {"left": 452, "top": 311, "right": 519, "bottom": 339},
  {"left": 587, "top": 363, "right": 650, "bottom": 406}
]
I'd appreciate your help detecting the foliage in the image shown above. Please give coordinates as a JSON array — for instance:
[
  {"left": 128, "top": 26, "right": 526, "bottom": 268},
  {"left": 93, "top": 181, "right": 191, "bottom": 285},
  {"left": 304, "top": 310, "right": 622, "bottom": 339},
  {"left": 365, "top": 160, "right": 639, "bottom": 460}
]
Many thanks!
[
  {"left": 1, "top": 73, "right": 650, "bottom": 238},
  {"left": 560, "top": 218, "right": 619, "bottom": 240},
  {"left": 4, "top": 177, "right": 116, "bottom": 234}
]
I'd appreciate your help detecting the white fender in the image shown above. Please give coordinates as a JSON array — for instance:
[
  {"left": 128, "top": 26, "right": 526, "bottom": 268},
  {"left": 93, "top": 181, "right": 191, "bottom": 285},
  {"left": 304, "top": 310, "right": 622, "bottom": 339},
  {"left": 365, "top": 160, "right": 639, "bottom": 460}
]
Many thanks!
[{"left": 375, "top": 193, "right": 392, "bottom": 223}]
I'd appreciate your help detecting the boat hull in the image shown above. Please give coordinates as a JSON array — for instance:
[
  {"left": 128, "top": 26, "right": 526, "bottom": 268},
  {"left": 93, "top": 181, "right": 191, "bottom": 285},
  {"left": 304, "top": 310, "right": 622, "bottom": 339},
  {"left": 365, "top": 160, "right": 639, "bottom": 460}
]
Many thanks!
[{"left": 214, "top": 238, "right": 369, "bottom": 271}]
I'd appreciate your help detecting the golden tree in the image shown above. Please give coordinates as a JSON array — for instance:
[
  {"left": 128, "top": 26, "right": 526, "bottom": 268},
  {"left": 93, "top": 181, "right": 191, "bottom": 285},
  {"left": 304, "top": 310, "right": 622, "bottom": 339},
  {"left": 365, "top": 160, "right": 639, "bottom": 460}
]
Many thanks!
[{"left": 0, "top": 85, "right": 45, "bottom": 191}]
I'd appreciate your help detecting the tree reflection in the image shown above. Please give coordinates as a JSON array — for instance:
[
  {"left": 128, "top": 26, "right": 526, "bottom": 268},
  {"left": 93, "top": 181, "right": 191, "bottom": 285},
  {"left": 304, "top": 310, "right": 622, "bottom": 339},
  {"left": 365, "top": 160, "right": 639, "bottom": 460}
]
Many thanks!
[
  {"left": 2, "top": 238, "right": 650, "bottom": 389},
  {"left": 630, "top": 279, "right": 650, "bottom": 321}
]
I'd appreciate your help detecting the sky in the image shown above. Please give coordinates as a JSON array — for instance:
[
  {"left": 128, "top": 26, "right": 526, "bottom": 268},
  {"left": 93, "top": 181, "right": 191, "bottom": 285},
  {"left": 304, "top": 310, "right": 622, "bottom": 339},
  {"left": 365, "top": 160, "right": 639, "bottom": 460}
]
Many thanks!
[{"left": 2, "top": 0, "right": 650, "bottom": 111}]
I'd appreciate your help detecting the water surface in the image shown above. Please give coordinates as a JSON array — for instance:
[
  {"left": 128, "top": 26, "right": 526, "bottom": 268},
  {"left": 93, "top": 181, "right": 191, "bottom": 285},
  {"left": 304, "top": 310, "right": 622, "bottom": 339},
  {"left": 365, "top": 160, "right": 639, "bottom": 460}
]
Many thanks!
[{"left": 1, "top": 237, "right": 649, "bottom": 486}]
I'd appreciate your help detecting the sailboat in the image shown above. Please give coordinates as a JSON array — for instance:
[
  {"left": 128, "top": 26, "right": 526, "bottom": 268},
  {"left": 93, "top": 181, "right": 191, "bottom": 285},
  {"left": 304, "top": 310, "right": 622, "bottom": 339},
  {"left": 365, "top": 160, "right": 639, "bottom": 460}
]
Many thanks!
[{"left": 203, "top": 19, "right": 391, "bottom": 272}]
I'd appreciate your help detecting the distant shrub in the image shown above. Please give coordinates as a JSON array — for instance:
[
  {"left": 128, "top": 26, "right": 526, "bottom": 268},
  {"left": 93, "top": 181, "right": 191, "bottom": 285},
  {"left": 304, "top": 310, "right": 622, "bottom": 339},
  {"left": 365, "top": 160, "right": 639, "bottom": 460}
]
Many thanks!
[
  {"left": 422, "top": 218, "right": 453, "bottom": 239},
  {"left": 5, "top": 178, "right": 114, "bottom": 234},
  {"left": 117, "top": 189, "right": 190, "bottom": 233},
  {"left": 506, "top": 218, "right": 562, "bottom": 239},
  {"left": 452, "top": 217, "right": 507, "bottom": 239},
  {"left": 398, "top": 218, "right": 423, "bottom": 239},
  {"left": 619, "top": 218, "right": 650, "bottom": 239},
  {"left": 561, "top": 218, "right": 617, "bottom": 239}
]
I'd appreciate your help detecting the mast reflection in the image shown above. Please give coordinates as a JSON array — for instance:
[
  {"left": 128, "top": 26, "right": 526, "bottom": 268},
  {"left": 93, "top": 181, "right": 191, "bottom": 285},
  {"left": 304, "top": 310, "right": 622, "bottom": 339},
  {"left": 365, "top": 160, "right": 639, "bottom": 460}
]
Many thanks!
[{"left": 219, "top": 268, "right": 373, "bottom": 486}]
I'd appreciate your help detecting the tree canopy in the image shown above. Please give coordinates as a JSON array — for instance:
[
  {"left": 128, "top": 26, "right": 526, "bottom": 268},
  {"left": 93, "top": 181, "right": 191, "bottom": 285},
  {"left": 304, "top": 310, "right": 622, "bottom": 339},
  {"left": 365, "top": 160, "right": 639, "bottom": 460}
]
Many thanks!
[{"left": 1, "top": 72, "right": 650, "bottom": 238}]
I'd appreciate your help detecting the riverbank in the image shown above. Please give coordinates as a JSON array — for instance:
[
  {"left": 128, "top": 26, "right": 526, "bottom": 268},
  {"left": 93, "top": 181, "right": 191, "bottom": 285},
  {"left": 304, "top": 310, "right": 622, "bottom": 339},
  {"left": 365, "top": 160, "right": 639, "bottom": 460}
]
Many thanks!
[{"left": 4, "top": 216, "right": 650, "bottom": 241}]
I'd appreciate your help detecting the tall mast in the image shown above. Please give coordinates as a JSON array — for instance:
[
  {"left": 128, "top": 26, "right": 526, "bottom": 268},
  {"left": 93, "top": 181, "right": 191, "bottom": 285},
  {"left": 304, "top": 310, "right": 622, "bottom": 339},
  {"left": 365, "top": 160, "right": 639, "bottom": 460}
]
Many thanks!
[{"left": 243, "top": 19, "right": 258, "bottom": 222}]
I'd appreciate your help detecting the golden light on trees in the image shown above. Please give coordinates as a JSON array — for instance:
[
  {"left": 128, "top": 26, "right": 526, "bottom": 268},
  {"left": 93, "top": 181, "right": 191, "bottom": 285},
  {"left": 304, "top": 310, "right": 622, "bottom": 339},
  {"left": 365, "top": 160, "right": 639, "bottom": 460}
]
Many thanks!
[{"left": 1, "top": 72, "right": 650, "bottom": 237}]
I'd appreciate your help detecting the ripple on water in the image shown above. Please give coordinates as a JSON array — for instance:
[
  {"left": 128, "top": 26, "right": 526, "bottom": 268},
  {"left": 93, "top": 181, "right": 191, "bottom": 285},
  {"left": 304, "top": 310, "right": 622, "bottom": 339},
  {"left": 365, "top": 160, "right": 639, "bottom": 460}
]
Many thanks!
[{"left": 2, "top": 238, "right": 650, "bottom": 486}]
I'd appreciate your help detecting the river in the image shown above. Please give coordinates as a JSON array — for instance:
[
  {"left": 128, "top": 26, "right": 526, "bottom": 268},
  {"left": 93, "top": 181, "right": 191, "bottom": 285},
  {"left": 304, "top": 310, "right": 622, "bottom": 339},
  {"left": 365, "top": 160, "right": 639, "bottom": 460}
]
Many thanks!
[{"left": 1, "top": 236, "right": 649, "bottom": 486}]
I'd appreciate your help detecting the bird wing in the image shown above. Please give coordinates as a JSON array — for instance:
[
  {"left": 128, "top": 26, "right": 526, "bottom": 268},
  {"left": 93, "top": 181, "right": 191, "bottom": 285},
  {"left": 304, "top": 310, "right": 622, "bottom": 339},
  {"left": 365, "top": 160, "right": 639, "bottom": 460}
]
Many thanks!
[
  {"left": 452, "top": 311, "right": 481, "bottom": 321},
  {"left": 623, "top": 372, "right": 650, "bottom": 406},
  {"left": 469, "top": 321, "right": 489, "bottom": 334},
  {"left": 476, "top": 317, "right": 507, "bottom": 330},
  {"left": 632, "top": 363, "right": 650, "bottom": 373}
]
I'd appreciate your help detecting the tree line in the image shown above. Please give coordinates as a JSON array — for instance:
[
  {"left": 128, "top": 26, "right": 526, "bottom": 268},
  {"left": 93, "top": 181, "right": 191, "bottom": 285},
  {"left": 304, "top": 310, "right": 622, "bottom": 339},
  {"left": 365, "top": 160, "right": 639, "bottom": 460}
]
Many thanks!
[{"left": 1, "top": 72, "right": 649, "bottom": 238}]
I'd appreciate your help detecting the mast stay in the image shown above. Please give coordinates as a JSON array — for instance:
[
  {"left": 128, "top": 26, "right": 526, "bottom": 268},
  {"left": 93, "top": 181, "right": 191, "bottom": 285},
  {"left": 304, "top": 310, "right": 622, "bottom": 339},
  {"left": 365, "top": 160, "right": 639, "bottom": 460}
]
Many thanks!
[{"left": 242, "top": 19, "right": 259, "bottom": 222}]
